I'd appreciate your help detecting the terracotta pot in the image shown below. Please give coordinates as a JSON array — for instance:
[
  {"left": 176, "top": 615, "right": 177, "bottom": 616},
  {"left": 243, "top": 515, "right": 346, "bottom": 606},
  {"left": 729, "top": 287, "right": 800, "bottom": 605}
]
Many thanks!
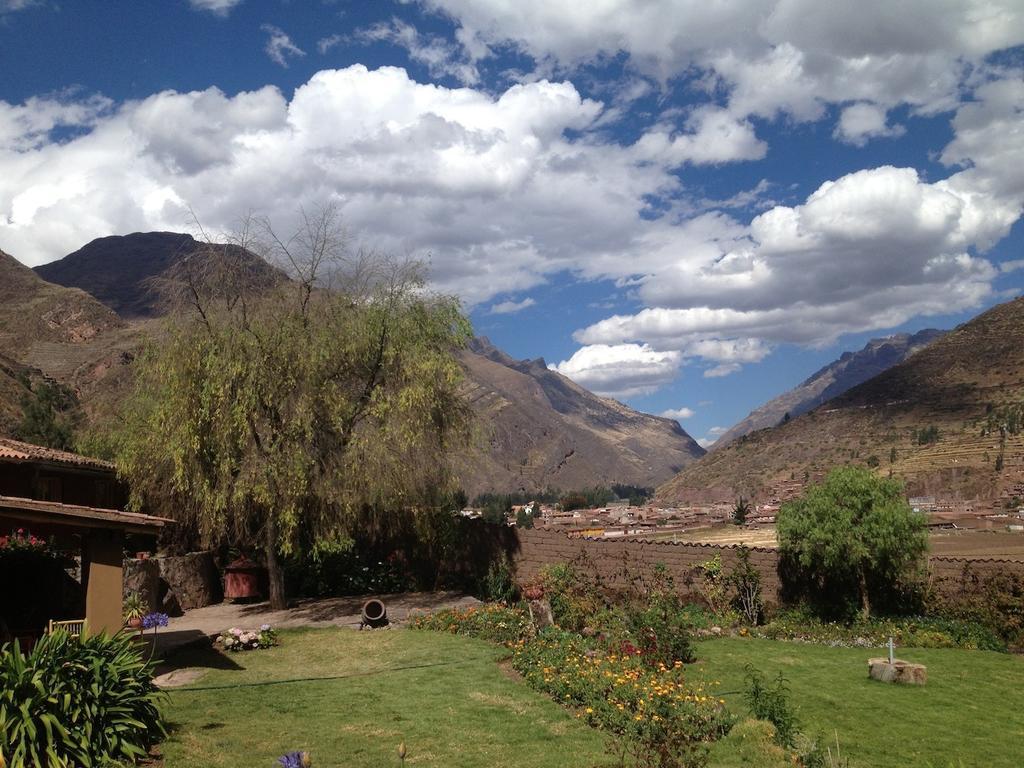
[{"left": 126, "top": 616, "right": 143, "bottom": 629}]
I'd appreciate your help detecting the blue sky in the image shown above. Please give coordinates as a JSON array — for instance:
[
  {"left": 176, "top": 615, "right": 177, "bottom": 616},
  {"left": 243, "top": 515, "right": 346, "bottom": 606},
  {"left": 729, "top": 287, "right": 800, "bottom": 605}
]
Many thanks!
[{"left": 1, "top": 0, "right": 1022, "bottom": 447}]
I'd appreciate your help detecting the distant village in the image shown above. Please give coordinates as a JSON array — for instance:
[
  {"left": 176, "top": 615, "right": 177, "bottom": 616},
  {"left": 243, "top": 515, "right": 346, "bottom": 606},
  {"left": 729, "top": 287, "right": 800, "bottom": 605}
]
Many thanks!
[{"left": 461, "top": 480, "right": 1024, "bottom": 541}]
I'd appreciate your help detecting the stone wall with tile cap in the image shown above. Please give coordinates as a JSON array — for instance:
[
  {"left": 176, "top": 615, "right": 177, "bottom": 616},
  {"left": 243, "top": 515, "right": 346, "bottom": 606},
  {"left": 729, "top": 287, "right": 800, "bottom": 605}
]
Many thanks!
[
  {"left": 511, "top": 528, "right": 783, "bottom": 601},
  {"left": 511, "top": 530, "right": 1024, "bottom": 604}
]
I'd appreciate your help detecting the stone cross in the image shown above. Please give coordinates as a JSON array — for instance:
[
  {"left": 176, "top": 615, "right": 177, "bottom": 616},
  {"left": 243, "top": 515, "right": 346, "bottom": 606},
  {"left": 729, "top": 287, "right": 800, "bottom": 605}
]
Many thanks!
[{"left": 888, "top": 636, "right": 895, "bottom": 664}]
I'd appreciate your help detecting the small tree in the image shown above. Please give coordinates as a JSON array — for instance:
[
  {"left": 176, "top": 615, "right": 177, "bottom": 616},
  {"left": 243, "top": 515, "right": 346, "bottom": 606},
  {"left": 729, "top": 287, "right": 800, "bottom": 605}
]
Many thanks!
[
  {"left": 732, "top": 496, "right": 751, "bottom": 526},
  {"left": 777, "top": 466, "right": 927, "bottom": 619}
]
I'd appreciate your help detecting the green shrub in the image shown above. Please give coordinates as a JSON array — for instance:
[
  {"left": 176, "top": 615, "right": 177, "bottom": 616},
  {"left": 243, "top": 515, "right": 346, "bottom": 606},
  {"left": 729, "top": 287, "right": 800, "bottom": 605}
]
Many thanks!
[
  {"left": 283, "top": 539, "right": 415, "bottom": 597},
  {"left": 0, "top": 630, "right": 165, "bottom": 767},
  {"left": 754, "top": 608, "right": 1005, "bottom": 651},
  {"left": 742, "top": 666, "right": 799, "bottom": 749},
  {"left": 410, "top": 604, "right": 534, "bottom": 646},
  {"left": 539, "top": 562, "right": 606, "bottom": 632},
  {"left": 479, "top": 556, "right": 518, "bottom": 604},
  {"left": 708, "top": 719, "right": 792, "bottom": 768},
  {"left": 622, "top": 566, "right": 695, "bottom": 667}
]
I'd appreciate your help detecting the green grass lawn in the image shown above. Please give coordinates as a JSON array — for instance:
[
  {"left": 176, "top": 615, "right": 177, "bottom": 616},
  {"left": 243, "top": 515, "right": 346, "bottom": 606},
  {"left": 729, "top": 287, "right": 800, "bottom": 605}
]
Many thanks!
[
  {"left": 161, "top": 629, "right": 1024, "bottom": 768},
  {"left": 160, "top": 628, "right": 608, "bottom": 768},
  {"left": 697, "top": 637, "right": 1024, "bottom": 768}
]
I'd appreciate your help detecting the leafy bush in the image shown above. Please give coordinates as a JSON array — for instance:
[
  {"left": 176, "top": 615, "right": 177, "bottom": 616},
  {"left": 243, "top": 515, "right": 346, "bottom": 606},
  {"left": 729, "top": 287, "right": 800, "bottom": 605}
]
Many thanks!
[
  {"left": 0, "top": 630, "right": 165, "bottom": 767},
  {"left": 479, "top": 555, "right": 518, "bottom": 604},
  {"left": 410, "top": 604, "right": 534, "bottom": 646},
  {"left": 539, "top": 562, "right": 606, "bottom": 633},
  {"left": 284, "top": 539, "right": 416, "bottom": 597},
  {"left": 621, "top": 565, "right": 695, "bottom": 668},
  {"left": 513, "top": 628, "right": 734, "bottom": 768},
  {"left": 753, "top": 608, "right": 1004, "bottom": 651},
  {"left": 743, "top": 666, "right": 799, "bottom": 749},
  {"left": 0, "top": 528, "right": 78, "bottom": 635}
]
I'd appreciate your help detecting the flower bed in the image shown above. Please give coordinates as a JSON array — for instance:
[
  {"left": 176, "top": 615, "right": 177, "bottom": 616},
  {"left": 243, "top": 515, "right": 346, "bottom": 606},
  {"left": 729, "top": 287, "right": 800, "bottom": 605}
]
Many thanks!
[
  {"left": 216, "top": 624, "right": 279, "bottom": 651},
  {"left": 511, "top": 629, "right": 733, "bottom": 746},
  {"left": 410, "top": 603, "right": 533, "bottom": 646}
]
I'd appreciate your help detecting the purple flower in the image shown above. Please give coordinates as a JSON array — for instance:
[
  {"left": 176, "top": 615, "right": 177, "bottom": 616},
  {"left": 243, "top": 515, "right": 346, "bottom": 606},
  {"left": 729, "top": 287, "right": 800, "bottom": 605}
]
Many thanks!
[
  {"left": 278, "top": 751, "right": 311, "bottom": 768},
  {"left": 142, "top": 612, "right": 170, "bottom": 630}
]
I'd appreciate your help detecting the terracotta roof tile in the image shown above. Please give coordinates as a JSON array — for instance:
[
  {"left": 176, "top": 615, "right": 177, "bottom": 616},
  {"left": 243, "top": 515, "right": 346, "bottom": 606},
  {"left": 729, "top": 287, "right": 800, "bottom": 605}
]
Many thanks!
[{"left": 0, "top": 437, "right": 114, "bottom": 472}]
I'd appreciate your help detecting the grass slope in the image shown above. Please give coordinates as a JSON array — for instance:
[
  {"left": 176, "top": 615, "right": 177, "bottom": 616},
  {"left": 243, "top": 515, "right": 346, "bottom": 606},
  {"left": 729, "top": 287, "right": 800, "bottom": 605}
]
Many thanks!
[
  {"left": 162, "top": 629, "right": 1024, "bottom": 768},
  {"left": 161, "top": 628, "right": 606, "bottom": 768},
  {"left": 698, "top": 638, "right": 1024, "bottom": 768}
]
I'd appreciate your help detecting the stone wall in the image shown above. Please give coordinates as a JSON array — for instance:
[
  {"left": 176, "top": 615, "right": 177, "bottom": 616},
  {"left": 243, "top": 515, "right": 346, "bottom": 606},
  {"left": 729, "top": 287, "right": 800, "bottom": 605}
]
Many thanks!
[
  {"left": 511, "top": 529, "right": 1024, "bottom": 602},
  {"left": 929, "top": 555, "right": 1024, "bottom": 584},
  {"left": 511, "top": 528, "right": 783, "bottom": 601}
]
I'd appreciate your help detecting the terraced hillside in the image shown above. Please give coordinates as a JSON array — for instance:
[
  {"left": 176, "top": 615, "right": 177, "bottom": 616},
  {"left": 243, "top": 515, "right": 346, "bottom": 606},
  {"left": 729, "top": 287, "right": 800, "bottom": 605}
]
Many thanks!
[
  {"left": 713, "top": 329, "right": 944, "bottom": 448},
  {"left": 0, "top": 249, "right": 123, "bottom": 351},
  {"left": 657, "top": 296, "right": 1024, "bottom": 508},
  {"left": 456, "top": 338, "right": 705, "bottom": 496}
]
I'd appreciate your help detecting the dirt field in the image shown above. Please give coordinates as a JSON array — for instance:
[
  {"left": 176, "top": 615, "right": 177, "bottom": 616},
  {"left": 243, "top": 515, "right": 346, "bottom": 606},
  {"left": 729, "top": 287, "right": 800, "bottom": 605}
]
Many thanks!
[
  {"left": 928, "top": 531, "right": 1024, "bottom": 560},
  {"left": 648, "top": 526, "right": 779, "bottom": 548},
  {"left": 665, "top": 526, "right": 1024, "bottom": 560}
]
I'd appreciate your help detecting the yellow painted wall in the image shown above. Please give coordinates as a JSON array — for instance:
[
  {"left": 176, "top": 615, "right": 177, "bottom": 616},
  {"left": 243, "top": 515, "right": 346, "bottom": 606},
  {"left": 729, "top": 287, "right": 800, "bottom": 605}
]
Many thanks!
[{"left": 84, "top": 529, "right": 125, "bottom": 636}]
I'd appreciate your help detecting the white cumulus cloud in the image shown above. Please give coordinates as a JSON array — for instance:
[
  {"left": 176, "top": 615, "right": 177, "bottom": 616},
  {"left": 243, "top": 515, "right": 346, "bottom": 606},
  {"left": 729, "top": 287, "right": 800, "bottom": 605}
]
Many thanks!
[
  {"left": 550, "top": 343, "right": 682, "bottom": 398},
  {"left": 833, "top": 102, "right": 906, "bottom": 146}
]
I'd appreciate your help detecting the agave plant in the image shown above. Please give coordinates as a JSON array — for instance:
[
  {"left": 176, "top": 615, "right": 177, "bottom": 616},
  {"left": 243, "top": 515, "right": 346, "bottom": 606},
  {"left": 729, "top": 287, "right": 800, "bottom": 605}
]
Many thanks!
[{"left": 0, "top": 630, "right": 166, "bottom": 766}]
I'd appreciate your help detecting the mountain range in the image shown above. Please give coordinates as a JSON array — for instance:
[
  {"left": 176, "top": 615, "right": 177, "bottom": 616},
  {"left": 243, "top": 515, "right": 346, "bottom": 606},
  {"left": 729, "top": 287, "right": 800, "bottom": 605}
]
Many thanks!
[
  {"left": 656, "top": 296, "right": 1024, "bottom": 508},
  {"left": 5, "top": 231, "right": 1022, "bottom": 506},
  {"left": 2, "top": 233, "right": 705, "bottom": 496}
]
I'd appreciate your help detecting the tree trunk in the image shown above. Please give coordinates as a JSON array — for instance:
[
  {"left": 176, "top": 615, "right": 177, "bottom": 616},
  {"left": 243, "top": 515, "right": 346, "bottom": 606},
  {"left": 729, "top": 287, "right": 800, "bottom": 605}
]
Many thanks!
[
  {"left": 858, "top": 564, "right": 871, "bottom": 620},
  {"left": 265, "top": 516, "right": 287, "bottom": 610}
]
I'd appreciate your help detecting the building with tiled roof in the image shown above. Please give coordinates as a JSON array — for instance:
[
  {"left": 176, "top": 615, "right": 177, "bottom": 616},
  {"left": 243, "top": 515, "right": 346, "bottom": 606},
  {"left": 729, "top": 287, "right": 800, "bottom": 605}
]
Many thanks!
[{"left": 0, "top": 437, "right": 169, "bottom": 643}]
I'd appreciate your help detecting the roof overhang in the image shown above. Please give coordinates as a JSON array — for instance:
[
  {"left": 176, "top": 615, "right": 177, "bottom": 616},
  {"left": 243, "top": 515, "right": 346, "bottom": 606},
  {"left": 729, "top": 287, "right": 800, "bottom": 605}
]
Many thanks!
[{"left": 0, "top": 495, "right": 172, "bottom": 535}]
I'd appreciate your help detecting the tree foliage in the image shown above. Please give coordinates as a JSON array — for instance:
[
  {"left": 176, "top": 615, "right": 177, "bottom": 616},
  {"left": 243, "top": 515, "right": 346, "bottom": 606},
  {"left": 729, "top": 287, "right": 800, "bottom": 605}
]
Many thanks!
[
  {"left": 14, "top": 373, "right": 79, "bottom": 450},
  {"left": 108, "top": 207, "right": 473, "bottom": 607},
  {"left": 777, "top": 466, "right": 928, "bottom": 619}
]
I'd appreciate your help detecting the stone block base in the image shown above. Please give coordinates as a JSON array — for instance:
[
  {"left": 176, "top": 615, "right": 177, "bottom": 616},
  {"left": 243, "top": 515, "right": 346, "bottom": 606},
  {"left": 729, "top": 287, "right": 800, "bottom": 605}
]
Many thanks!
[{"left": 868, "top": 658, "right": 927, "bottom": 685}]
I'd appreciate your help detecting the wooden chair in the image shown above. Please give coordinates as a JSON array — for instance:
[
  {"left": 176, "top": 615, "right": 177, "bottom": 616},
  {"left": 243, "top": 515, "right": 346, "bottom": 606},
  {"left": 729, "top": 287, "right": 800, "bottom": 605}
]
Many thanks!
[{"left": 47, "top": 619, "right": 87, "bottom": 637}]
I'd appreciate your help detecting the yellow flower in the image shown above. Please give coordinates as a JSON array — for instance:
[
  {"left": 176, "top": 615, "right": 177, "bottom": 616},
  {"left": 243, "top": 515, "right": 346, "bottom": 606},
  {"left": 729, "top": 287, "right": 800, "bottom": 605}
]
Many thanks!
[{"left": 586, "top": 707, "right": 594, "bottom": 714}]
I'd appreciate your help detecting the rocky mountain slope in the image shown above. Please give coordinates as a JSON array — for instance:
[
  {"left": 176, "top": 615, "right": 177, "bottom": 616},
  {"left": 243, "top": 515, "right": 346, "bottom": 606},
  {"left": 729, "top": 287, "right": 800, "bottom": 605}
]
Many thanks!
[
  {"left": 34, "top": 232, "right": 285, "bottom": 318},
  {"left": 713, "top": 329, "right": 945, "bottom": 448},
  {"left": 656, "top": 296, "right": 1024, "bottom": 508},
  {"left": 1, "top": 249, "right": 123, "bottom": 350},
  {"left": 458, "top": 338, "right": 705, "bottom": 496},
  {"left": 6, "top": 235, "right": 705, "bottom": 496}
]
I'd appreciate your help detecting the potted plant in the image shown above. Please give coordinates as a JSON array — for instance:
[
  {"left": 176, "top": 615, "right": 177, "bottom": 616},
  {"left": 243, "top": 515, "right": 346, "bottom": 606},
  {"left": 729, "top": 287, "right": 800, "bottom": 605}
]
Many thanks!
[{"left": 123, "top": 591, "right": 145, "bottom": 629}]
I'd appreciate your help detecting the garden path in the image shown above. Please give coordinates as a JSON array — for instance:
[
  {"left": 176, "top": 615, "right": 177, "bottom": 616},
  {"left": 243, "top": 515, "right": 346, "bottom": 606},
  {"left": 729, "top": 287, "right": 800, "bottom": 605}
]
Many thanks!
[{"left": 148, "top": 590, "right": 480, "bottom": 661}]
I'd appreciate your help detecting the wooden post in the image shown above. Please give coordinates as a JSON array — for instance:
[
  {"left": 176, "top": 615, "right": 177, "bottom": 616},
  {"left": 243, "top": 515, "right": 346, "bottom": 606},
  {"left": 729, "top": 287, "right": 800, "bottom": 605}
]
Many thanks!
[{"left": 84, "top": 528, "right": 125, "bottom": 636}]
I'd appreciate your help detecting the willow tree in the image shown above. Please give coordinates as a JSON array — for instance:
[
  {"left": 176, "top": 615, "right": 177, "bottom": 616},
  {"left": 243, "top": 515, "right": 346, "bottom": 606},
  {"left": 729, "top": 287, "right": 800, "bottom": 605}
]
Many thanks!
[{"left": 113, "top": 207, "right": 472, "bottom": 608}]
